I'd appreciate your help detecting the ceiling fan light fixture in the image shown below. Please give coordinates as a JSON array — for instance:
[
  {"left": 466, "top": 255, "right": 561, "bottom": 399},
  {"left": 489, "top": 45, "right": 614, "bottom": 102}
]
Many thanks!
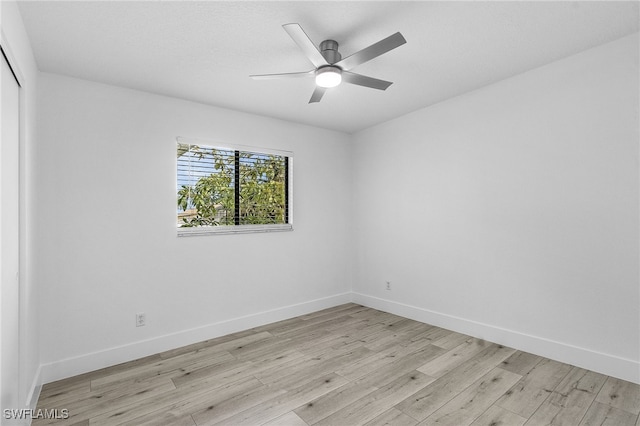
[{"left": 315, "top": 66, "right": 342, "bottom": 88}]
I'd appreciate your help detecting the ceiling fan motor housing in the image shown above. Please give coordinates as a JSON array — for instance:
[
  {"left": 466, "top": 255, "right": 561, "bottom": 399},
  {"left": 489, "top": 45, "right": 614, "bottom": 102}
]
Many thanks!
[{"left": 319, "top": 40, "right": 341, "bottom": 64}]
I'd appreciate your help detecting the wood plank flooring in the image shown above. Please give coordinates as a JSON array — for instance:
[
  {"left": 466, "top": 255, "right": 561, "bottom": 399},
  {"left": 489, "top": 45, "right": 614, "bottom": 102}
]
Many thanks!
[{"left": 34, "top": 304, "right": 640, "bottom": 426}]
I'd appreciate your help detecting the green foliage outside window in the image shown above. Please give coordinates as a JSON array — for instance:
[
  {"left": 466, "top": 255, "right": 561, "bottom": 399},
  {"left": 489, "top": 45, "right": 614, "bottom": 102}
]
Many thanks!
[{"left": 177, "top": 143, "right": 288, "bottom": 227}]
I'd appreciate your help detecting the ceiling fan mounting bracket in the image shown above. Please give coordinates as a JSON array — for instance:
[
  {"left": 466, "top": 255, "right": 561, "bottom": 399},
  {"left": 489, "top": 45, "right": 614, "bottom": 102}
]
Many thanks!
[{"left": 319, "top": 39, "right": 341, "bottom": 64}]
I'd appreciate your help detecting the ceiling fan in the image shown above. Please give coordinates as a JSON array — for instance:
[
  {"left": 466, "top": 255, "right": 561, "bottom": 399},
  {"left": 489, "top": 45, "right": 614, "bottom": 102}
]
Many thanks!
[{"left": 250, "top": 24, "right": 407, "bottom": 103}]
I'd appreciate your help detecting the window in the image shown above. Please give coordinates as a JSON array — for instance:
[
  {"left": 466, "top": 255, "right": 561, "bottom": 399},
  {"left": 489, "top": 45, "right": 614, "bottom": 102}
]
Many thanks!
[{"left": 176, "top": 137, "right": 292, "bottom": 236}]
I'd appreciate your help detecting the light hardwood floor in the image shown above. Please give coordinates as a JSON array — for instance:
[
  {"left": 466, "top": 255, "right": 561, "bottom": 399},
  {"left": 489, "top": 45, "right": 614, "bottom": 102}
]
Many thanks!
[{"left": 34, "top": 304, "right": 640, "bottom": 426}]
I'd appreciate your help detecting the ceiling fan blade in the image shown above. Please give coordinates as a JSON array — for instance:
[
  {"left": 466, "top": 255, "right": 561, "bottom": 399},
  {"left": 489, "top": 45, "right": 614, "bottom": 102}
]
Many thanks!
[
  {"left": 336, "top": 32, "right": 406, "bottom": 71},
  {"left": 309, "top": 86, "right": 326, "bottom": 103},
  {"left": 250, "top": 70, "right": 315, "bottom": 80},
  {"left": 283, "top": 23, "right": 329, "bottom": 68},
  {"left": 342, "top": 71, "right": 393, "bottom": 90}
]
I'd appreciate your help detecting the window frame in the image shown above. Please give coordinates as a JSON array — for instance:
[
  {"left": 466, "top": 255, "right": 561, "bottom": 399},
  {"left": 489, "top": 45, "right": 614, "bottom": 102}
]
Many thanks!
[{"left": 176, "top": 137, "right": 293, "bottom": 237}]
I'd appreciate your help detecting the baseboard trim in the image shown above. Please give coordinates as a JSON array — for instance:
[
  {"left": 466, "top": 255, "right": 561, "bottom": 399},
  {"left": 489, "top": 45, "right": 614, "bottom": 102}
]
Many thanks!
[
  {"left": 40, "top": 293, "right": 351, "bottom": 385},
  {"left": 352, "top": 292, "right": 640, "bottom": 384},
  {"left": 25, "top": 364, "right": 42, "bottom": 409},
  {"left": 37, "top": 291, "right": 639, "bottom": 387}
]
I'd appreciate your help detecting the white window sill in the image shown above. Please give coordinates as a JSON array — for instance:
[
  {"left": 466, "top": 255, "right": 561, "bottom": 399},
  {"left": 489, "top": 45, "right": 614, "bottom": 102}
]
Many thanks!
[{"left": 177, "top": 224, "right": 293, "bottom": 237}]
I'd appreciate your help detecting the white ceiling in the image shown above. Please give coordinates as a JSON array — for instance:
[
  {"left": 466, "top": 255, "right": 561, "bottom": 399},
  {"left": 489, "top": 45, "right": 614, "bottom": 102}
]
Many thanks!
[{"left": 17, "top": 1, "right": 639, "bottom": 134}]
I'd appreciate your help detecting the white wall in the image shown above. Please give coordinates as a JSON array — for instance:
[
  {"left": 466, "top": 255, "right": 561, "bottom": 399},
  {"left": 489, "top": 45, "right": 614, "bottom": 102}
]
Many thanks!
[
  {"left": 35, "top": 73, "right": 353, "bottom": 382},
  {"left": 352, "top": 33, "right": 639, "bottom": 383},
  {"left": 0, "top": 0, "right": 41, "bottom": 412},
  {"left": 29, "top": 26, "right": 640, "bottom": 386}
]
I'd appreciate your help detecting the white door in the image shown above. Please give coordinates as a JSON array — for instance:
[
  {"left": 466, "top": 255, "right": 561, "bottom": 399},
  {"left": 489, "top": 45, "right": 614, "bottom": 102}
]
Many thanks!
[{"left": 0, "top": 49, "right": 21, "bottom": 421}]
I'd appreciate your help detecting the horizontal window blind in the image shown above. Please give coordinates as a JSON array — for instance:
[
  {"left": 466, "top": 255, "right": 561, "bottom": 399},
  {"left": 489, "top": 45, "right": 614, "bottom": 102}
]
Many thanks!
[{"left": 177, "top": 140, "right": 291, "bottom": 234}]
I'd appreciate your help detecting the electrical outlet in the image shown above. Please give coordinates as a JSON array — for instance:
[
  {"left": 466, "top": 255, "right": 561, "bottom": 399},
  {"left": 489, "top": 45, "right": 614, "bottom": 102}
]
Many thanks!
[
  {"left": 386, "top": 281, "right": 391, "bottom": 291},
  {"left": 136, "top": 312, "right": 146, "bottom": 327}
]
